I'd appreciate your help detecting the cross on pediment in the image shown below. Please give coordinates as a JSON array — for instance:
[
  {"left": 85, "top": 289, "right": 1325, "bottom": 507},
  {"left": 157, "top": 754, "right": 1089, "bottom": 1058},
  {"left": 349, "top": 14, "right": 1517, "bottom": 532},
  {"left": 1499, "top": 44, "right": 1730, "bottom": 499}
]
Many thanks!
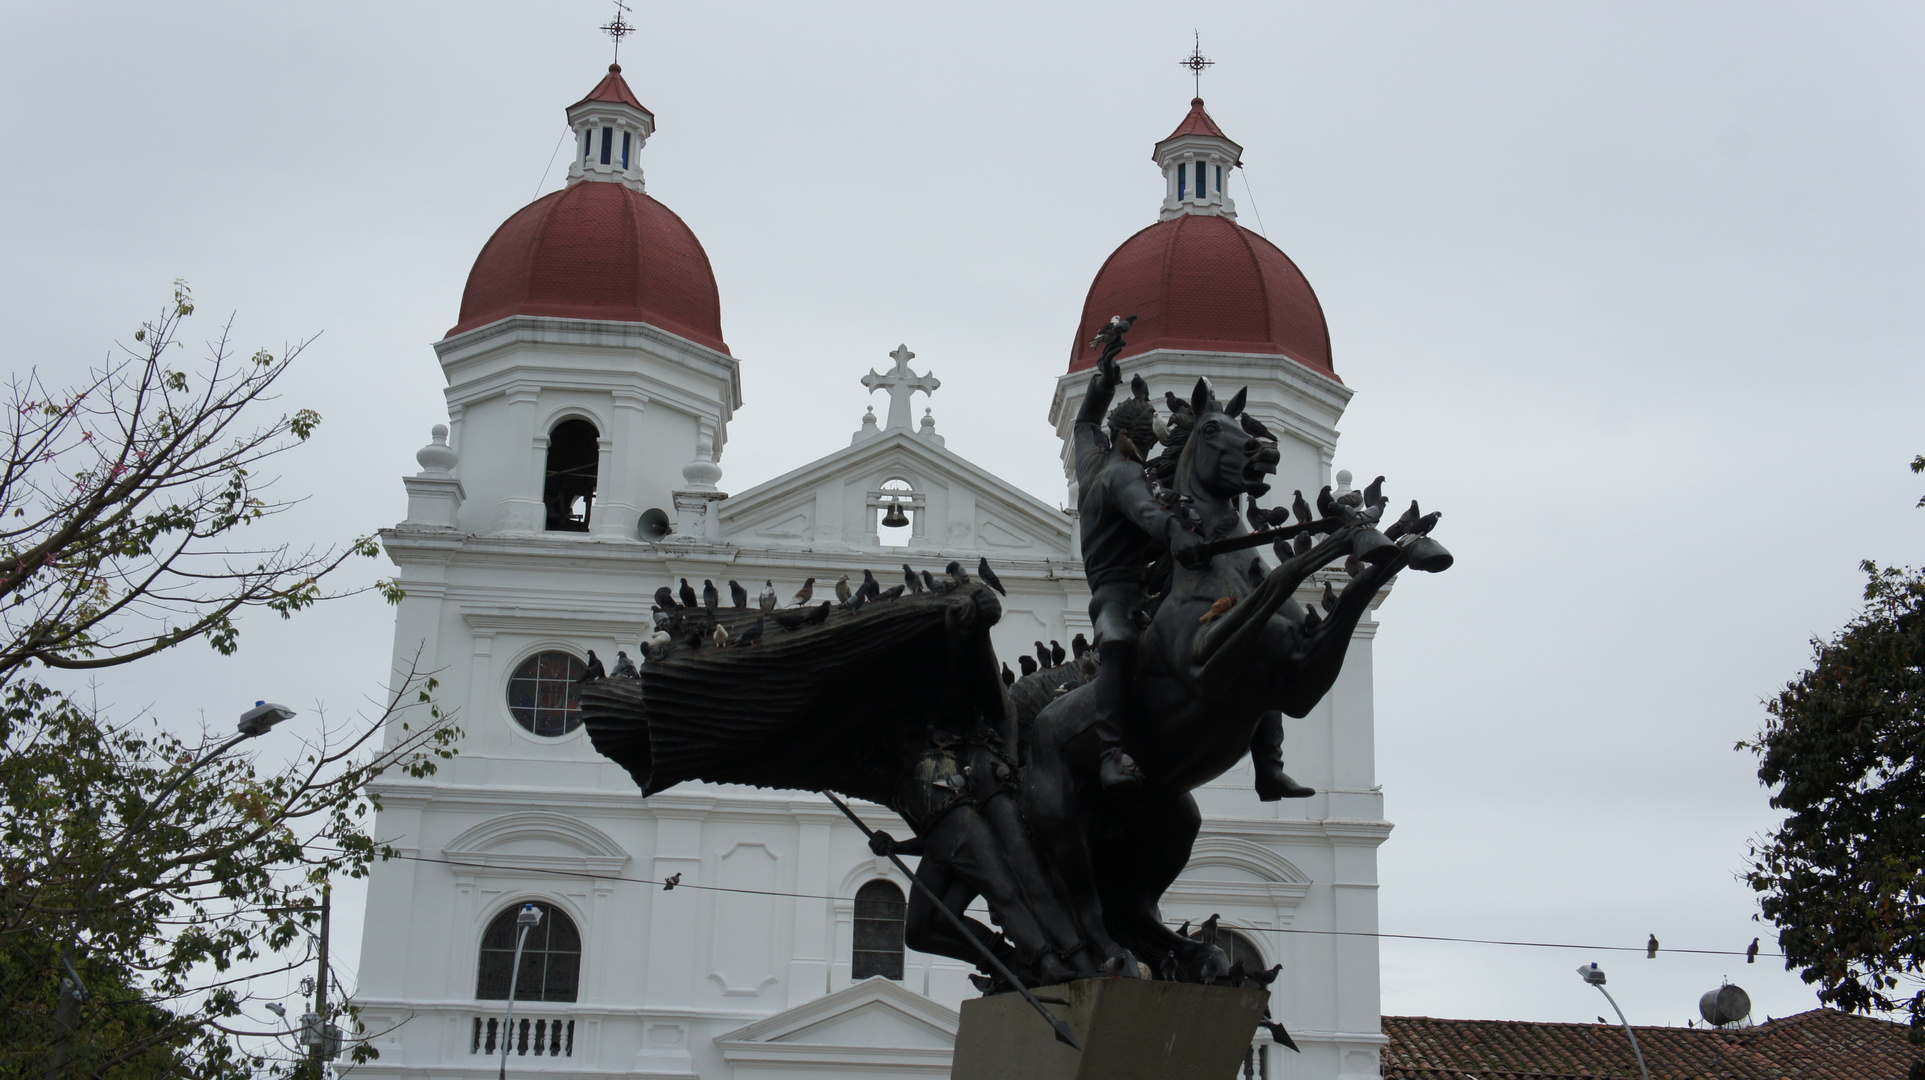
[{"left": 861, "top": 345, "right": 940, "bottom": 431}]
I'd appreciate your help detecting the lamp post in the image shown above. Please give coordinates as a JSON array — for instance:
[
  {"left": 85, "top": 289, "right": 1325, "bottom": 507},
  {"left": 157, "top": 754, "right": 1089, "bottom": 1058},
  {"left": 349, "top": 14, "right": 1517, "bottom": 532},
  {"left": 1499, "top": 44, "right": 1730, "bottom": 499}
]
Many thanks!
[
  {"left": 497, "top": 904, "right": 543, "bottom": 1080},
  {"left": 1576, "top": 963, "right": 1651, "bottom": 1080}
]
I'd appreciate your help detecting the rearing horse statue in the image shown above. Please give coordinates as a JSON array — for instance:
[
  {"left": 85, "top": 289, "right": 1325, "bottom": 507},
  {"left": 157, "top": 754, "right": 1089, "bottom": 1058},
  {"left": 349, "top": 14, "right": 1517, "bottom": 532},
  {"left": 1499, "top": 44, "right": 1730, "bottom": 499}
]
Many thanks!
[{"left": 1017, "top": 376, "right": 1452, "bottom": 981}]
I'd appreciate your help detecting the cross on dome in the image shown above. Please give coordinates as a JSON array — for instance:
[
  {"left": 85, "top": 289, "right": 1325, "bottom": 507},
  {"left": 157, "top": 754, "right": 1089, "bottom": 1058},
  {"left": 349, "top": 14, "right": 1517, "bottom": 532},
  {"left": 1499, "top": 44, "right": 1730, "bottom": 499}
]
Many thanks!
[
  {"left": 1179, "top": 32, "right": 1214, "bottom": 98},
  {"left": 600, "top": 0, "right": 635, "bottom": 65},
  {"left": 861, "top": 345, "right": 940, "bottom": 431}
]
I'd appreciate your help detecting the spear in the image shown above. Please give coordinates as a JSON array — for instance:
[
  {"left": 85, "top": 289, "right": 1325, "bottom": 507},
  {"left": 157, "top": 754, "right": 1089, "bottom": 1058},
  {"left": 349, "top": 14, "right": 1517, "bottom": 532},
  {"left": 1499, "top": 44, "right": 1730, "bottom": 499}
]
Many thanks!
[{"left": 821, "top": 791, "right": 1081, "bottom": 1050}]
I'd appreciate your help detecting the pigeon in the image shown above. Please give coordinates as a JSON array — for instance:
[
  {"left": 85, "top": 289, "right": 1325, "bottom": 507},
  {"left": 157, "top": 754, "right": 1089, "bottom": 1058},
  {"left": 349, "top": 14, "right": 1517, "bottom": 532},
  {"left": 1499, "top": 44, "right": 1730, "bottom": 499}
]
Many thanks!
[
  {"left": 1292, "top": 490, "right": 1313, "bottom": 525},
  {"left": 642, "top": 631, "right": 671, "bottom": 661},
  {"left": 791, "top": 577, "right": 816, "bottom": 605},
  {"left": 1599, "top": 1017, "right": 1610, "bottom": 1025},
  {"left": 1302, "top": 607, "right": 1323, "bottom": 633},
  {"left": 1199, "top": 597, "right": 1236, "bottom": 623},
  {"left": 976, "top": 557, "right": 1006, "bottom": 596},
  {"left": 1164, "top": 391, "right": 1192, "bottom": 418},
  {"left": 1316, "top": 485, "right": 1337, "bottom": 518},
  {"left": 903, "top": 564, "right": 923, "bottom": 593},
  {"left": 878, "top": 584, "right": 906, "bottom": 602},
  {"left": 1336, "top": 486, "right": 1363, "bottom": 509},
  {"left": 702, "top": 579, "right": 720, "bottom": 610},
  {"left": 1247, "top": 963, "right": 1282, "bottom": 987},
  {"left": 1089, "top": 313, "right": 1137, "bottom": 350},
  {"left": 1115, "top": 431, "right": 1145, "bottom": 465},
  {"left": 1363, "top": 475, "right": 1385, "bottom": 508},
  {"left": 1293, "top": 532, "right": 1313, "bottom": 555},
  {"left": 1049, "top": 640, "right": 1065, "bottom": 667},
  {"left": 834, "top": 575, "right": 852, "bottom": 603},
  {"left": 803, "top": 600, "right": 832, "bottom": 625},
  {"left": 1413, "top": 509, "right": 1442, "bottom": 536},
  {"left": 1159, "top": 952, "right": 1179, "bottom": 982},
  {"left": 1239, "top": 413, "right": 1273, "bottom": 440},
  {"left": 1018, "top": 655, "right": 1037, "bottom": 677},
  {"left": 654, "top": 586, "right": 676, "bottom": 610},
  {"left": 1071, "top": 633, "right": 1090, "bottom": 659},
  {"left": 841, "top": 590, "right": 868, "bottom": 614},
  {"left": 1035, "top": 641, "right": 1051, "bottom": 669},
  {"left": 577, "top": 651, "right": 605, "bottom": 683},
  {"left": 1177, "top": 920, "right": 1191, "bottom": 938},
  {"left": 1647, "top": 934, "right": 1659, "bottom": 959},
  {"left": 711, "top": 624, "right": 729, "bottom": 648},
  {"left": 728, "top": 580, "right": 748, "bottom": 608},
  {"left": 662, "top": 872, "right": 681, "bottom": 891},
  {"left": 773, "top": 607, "right": 811, "bottom": 631},
  {"left": 1385, "top": 501, "right": 1423, "bottom": 540},
  {"left": 1747, "top": 937, "right": 1759, "bottom": 964},
  {"left": 857, "top": 568, "right": 880, "bottom": 602},
  {"left": 1100, "top": 954, "right": 1134, "bottom": 978},
  {"left": 946, "top": 560, "right": 970, "bottom": 586},
  {"left": 921, "top": 569, "right": 941, "bottom": 593},
  {"left": 733, "top": 616, "right": 764, "bottom": 647},
  {"left": 759, "top": 581, "right": 777, "bottom": 610},
  {"left": 1001, "top": 662, "right": 1016, "bottom": 687},
  {"left": 679, "top": 578, "right": 699, "bottom": 608},
  {"left": 610, "top": 651, "right": 639, "bottom": 678},
  {"left": 1200, "top": 914, "right": 1220, "bottom": 947},
  {"left": 1129, "top": 372, "right": 1151, "bottom": 401},
  {"left": 1322, "top": 582, "right": 1340, "bottom": 614}
]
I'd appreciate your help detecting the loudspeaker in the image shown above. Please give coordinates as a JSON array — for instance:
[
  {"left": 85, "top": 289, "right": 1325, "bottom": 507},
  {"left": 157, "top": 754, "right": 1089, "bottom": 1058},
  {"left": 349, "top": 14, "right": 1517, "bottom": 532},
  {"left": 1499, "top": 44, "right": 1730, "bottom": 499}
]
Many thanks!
[{"left": 638, "top": 508, "right": 673, "bottom": 542}]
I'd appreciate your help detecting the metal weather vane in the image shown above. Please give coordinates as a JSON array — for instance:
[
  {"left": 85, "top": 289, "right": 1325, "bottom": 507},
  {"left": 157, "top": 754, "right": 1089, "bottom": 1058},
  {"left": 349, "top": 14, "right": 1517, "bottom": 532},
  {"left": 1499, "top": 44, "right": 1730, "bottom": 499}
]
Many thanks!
[
  {"left": 1180, "top": 31, "right": 1214, "bottom": 97},
  {"left": 601, "top": 0, "right": 635, "bottom": 65}
]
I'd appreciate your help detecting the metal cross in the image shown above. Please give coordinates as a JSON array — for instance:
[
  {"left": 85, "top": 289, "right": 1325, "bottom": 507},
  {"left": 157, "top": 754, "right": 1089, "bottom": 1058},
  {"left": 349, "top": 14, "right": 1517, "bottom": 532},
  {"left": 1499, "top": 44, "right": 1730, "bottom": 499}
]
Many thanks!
[
  {"left": 601, "top": 0, "right": 635, "bottom": 65},
  {"left": 1180, "top": 31, "right": 1214, "bottom": 97},
  {"left": 861, "top": 345, "right": 940, "bottom": 431}
]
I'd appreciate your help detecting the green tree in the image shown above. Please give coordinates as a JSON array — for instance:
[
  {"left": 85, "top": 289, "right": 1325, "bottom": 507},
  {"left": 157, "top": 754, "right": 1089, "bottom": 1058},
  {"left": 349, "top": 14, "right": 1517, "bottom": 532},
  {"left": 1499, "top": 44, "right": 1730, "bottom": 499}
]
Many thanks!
[
  {"left": 1744, "top": 456, "right": 1925, "bottom": 1039},
  {"left": 0, "top": 284, "right": 457, "bottom": 1076}
]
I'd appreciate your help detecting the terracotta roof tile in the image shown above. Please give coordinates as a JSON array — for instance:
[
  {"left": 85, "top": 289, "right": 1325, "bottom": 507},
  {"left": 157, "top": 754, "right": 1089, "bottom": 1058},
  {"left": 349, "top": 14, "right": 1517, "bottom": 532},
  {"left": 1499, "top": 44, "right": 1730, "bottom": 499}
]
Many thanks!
[
  {"left": 1382, "top": 1010, "right": 1922, "bottom": 1080},
  {"left": 571, "top": 64, "right": 650, "bottom": 114},
  {"left": 1163, "top": 97, "right": 1228, "bottom": 142}
]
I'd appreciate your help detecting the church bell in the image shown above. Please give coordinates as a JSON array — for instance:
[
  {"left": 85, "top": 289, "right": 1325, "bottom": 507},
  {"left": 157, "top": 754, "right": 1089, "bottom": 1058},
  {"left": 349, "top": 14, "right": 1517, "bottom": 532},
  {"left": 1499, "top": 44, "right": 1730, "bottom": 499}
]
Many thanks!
[{"left": 880, "top": 501, "right": 911, "bottom": 529}]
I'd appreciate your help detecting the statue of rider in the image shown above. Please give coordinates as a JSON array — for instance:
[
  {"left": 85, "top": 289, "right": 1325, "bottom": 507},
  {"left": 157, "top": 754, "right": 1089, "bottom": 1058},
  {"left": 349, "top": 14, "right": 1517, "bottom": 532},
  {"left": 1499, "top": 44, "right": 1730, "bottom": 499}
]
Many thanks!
[{"left": 1072, "top": 326, "right": 1204, "bottom": 788}]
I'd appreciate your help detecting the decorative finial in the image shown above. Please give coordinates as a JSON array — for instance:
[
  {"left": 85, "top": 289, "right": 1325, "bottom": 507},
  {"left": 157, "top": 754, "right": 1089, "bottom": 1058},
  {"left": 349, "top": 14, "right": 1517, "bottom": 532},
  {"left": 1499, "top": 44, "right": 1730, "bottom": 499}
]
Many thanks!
[
  {"left": 1179, "top": 31, "right": 1214, "bottom": 98},
  {"left": 601, "top": 0, "right": 635, "bottom": 66}
]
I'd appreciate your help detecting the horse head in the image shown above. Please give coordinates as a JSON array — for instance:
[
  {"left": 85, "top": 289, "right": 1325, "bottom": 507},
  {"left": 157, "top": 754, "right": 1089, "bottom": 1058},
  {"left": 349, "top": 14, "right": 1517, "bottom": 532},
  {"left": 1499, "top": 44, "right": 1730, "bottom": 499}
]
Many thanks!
[{"left": 1172, "top": 380, "right": 1279, "bottom": 507}]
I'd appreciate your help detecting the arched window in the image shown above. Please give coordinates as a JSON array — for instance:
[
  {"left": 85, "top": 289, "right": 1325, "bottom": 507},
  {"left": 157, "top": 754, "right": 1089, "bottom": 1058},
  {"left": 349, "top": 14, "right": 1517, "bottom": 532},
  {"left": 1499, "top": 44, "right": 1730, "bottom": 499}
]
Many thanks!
[
  {"left": 476, "top": 902, "right": 581, "bottom": 1002},
  {"left": 543, "top": 419, "right": 599, "bottom": 532},
  {"left": 852, "top": 880, "right": 906, "bottom": 980},
  {"left": 507, "top": 651, "right": 585, "bottom": 736},
  {"left": 876, "top": 478, "right": 913, "bottom": 547}
]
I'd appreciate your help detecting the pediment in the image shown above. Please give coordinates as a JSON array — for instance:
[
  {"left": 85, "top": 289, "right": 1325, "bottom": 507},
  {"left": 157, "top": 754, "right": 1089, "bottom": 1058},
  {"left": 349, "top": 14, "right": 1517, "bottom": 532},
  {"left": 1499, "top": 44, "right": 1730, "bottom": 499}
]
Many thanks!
[
  {"left": 1166, "top": 837, "right": 1312, "bottom": 907},
  {"left": 716, "top": 976, "right": 957, "bottom": 1053},
  {"left": 441, "top": 811, "right": 630, "bottom": 875}
]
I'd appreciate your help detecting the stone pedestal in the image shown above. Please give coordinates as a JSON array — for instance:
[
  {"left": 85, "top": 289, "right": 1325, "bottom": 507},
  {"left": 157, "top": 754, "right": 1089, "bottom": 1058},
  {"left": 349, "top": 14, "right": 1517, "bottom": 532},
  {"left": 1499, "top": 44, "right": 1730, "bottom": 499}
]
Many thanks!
[{"left": 951, "top": 978, "right": 1268, "bottom": 1080}]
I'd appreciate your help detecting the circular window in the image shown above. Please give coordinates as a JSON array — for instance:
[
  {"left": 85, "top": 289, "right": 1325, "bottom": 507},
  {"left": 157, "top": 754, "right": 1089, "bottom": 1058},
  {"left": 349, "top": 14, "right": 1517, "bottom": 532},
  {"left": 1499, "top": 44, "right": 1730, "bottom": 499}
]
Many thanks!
[{"left": 507, "top": 651, "right": 585, "bottom": 736}]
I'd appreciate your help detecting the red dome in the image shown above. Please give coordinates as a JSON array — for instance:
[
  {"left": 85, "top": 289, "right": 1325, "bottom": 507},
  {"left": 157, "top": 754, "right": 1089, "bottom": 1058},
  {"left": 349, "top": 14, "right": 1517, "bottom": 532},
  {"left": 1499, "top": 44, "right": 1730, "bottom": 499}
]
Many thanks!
[
  {"left": 1068, "top": 214, "right": 1334, "bottom": 382},
  {"left": 448, "top": 181, "right": 728, "bottom": 353}
]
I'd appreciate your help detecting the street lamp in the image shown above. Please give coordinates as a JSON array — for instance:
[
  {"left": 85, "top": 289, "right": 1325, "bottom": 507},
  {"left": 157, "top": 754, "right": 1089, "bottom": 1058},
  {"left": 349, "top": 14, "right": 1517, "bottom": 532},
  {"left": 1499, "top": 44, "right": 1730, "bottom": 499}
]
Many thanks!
[
  {"left": 1576, "top": 963, "right": 1651, "bottom": 1080},
  {"left": 497, "top": 904, "right": 544, "bottom": 1080}
]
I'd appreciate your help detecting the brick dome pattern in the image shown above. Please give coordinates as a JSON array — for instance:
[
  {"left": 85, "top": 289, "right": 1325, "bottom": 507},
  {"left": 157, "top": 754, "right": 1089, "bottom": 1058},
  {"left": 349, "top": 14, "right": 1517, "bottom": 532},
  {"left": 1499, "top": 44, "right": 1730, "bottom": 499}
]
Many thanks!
[
  {"left": 1068, "top": 213, "right": 1334, "bottom": 382},
  {"left": 448, "top": 180, "right": 728, "bottom": 353}
]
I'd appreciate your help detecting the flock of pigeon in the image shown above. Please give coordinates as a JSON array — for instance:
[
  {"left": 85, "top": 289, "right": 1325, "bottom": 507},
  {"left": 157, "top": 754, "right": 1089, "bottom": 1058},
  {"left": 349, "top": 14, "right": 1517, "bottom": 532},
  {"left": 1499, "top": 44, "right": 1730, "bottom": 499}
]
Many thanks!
[{"left": 575, "top": 557, "right": 1015, "bottom": 685}]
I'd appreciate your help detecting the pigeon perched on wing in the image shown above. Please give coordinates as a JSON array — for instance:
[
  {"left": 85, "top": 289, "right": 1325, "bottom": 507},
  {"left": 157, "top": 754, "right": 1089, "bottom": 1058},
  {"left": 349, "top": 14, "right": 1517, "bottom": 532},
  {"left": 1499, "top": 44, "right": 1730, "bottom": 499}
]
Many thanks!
[
  {"left": 841, "top": 590, "right": 868, "bottom": 614},
  {"left": 834, "top": 575, "right": 852, "bottom": 603},
  {"left": 1302, "top": 607, "right": 1323, "bottom": 634},
  {"left": 610, "top": 651, "right": 639, "bottom": 679},
  {"left": 773, "top": 608, "right": 810, "bottom": 630},
  {"left": 577, "top": 650, "right": 605, "bottom": 683},
  {"left": 878, "top": 584, "right": 905, "bottom": 602},
  {"left": 1018, "top": 655, "right": 1037, "bottom": 677},
  {"left": 729, "top": 580, "right": 748, "bottom": 608},
  {"left": 702, "top": 579, "right": 720, "bottom": 610},
  {"left": 759, "top": 581, "right": 777, "bottom": 610},
  {"left": 1049, "top": 641, "right": 1065, "bottom": 667},
  {"left": 1292, "top": 490, "right": 1313, "bottom": 525},
  {"left": 1088, "top": 313, "right": 1137, "bottom": 349},
  {"left": 791, "top": 577, "right": 816, "bottom": 605},
  {"left": 678, "top": 578, "right": 699, "bottom": 608},
  {"left": 1316, "top": 486, "right": 1337, "bottom": 518},
  {"left": 1035, "top": 641, "right": 1051, "bottom": 669},
  {"left": 642, "top": 631, "right": 671, "bottom": 661},
  {"left": 1385, "top": 501, "right": 1422, "bottom": 540},
  {"left": 1001, "top": 663, "right": 1016, "bottom": 687},
  {"left": 858, "top": 568, "right": 880, "bottom": 602},
  {"left": 946, "top": 561, "right": 970, "bottom": 586},
  {"left": 1293, "top": 532, "right": 1312, "bottom": 555},
  {"left": 1247, "top": 963, "right": 1282, "bottom": 988},
  {"left": 1159, "top": 952, "right": 1179, "bottom": 981},
  {"left": 976, "top": 557, "right": 1006, "bottom": 596},
  {"left": 1363, "top": 475, "right": 1385, "bottom": 508},
  {"left": 733, "top": 616, "right": 764, "bottom": 647},
  {"left": 904, "top": 564, "right": 923, "bottom": 593},
  {"left": 1200, "top": 914, "right": 1220, "bottom": 947},
  {"left": 654, "top": 586, "right": 676, "bottom": 610},
  {"left": 1322, "top": 582, "right": 1339, "bottom": 614},
  {"left": 801, "top": 600, "right": 831, "bottom": 625},
  {"left": 1071, "top": 633, "right": 1090, "bottom": 659}
]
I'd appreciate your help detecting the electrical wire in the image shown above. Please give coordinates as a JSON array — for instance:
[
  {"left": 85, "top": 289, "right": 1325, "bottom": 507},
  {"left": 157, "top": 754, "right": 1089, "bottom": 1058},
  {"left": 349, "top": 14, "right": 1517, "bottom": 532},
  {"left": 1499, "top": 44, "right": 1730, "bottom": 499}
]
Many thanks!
[
  {"left": 533, "top": 129, "right": 569, "bottom": 200},
  {"left": 326, "top": 846, "right": 1783, "bottom": 961},
  {"left": 1237, "top": 163, "right": 1271, "bottom": 239}
]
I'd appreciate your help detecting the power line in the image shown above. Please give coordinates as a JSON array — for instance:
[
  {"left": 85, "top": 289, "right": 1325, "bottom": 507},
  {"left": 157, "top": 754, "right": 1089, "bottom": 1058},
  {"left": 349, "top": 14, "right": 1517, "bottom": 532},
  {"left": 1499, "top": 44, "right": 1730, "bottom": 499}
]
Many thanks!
[{"left": 331, "top": 846, "right": 1782, "bottom": 961}]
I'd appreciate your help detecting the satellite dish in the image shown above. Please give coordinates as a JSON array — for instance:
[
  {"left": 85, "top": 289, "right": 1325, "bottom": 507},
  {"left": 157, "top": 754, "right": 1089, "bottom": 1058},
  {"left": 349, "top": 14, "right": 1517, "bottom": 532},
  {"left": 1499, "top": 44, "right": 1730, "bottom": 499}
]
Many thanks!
[
  {"left": 638, "top": 508, "right": 673, "bottom": 542},
  {"left": 1698, "top": 984, "right": 1751, "bottom": 1027}
]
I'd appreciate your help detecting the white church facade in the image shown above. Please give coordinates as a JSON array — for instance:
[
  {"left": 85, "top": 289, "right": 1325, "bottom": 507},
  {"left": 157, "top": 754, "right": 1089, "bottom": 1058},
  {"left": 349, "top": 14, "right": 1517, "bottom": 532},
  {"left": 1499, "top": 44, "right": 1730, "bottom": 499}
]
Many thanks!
[{"left": 351, "top": 62, "right": 1392, "bottom": 1080}]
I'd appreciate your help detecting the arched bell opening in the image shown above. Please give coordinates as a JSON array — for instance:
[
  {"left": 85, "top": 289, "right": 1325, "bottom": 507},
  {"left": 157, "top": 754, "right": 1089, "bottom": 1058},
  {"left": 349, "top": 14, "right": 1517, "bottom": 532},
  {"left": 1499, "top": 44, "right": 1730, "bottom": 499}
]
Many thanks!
[{"left": 543, "top": 419, "right": 599, "bottom": 532}]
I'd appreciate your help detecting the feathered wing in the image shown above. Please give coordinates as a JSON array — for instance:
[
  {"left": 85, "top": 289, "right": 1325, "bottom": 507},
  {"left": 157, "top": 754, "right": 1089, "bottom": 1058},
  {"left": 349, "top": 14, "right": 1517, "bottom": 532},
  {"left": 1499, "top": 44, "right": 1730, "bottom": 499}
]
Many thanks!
[{"left": 580, "top": 586, "right": 1005, "bottom": 808}]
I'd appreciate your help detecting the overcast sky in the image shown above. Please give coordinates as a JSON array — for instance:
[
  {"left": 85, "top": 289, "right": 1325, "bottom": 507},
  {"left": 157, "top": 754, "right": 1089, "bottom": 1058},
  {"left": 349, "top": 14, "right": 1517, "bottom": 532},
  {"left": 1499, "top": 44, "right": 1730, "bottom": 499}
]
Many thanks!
[{"left": 3, "top": 0, "right": 1920, "bottom": 1030}]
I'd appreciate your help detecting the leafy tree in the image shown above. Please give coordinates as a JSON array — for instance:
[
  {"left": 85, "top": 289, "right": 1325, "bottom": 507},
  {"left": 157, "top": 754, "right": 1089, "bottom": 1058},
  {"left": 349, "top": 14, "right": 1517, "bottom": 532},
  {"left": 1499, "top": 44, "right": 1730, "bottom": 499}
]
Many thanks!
[
  {"left": 1744, "top": 456, "right": 1925, "bottom": 1039},
  {"left": 0, "top": 284, "right": 457, "bottom": 1076}
]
